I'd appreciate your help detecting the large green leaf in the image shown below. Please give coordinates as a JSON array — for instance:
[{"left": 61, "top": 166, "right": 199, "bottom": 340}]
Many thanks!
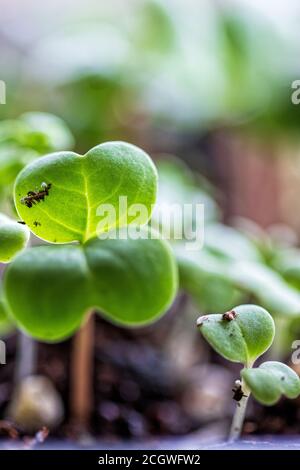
[
  {"left": 242, "top": 361, "right": 300, "bottom": 405},
  {"left": 14, "top": 141, "right": 157, "bottom": 244},
  {"left": 0, "top": 214, "right": 30, "bottom": 263},
  {"left": 176, "top": 242, "right": 300, "bottom": 317},
  {"left": 197, "top": 304, "right": 275, "bottom": 366},
  {"left": 4, "top": 226, "right": 178, "bottom": 341}
]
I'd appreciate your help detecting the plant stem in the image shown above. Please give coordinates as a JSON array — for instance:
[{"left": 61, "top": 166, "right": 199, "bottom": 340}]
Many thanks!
[
  {"left": 70, "top": 313, "right": 94, "bottom": 431},
  {"left": 14, "top": 332, "right": 37, "bottom": 382},
  {"left": 12, "top": 236, "right": 37, "bottom": 384},
  {"left": 229, "top": 379, "right": 250, "bottom": 442}
]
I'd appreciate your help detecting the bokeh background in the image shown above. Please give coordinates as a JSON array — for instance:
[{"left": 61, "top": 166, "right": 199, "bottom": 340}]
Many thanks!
[
  {"left": 2, "top": 0, "right": 300, "bottom": 228},
  {"left": 1, "top": 0, "right": 300, "bottom": 444}
]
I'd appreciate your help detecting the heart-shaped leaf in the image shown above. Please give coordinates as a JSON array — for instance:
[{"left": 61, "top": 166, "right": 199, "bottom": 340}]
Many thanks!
[
  {"left": 197, "top": 304, "right": 275, "bottom": 366},
  {"left": 242, "top": 361, "right": 300, "bottom": 405},
  {"left": 0, "top": 214, "right": 30, "bottom": 263},
  {"left": 14, "top": 141, "right": 157, "bottom": 244},
  {"left": 4, "top": 226, "right": 178, "bottom": 341}
]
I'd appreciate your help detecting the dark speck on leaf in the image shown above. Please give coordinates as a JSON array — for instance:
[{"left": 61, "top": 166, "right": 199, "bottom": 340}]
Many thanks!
[
  {"left": 222, "top": 310, "right": 237, "bottom": 321},
  {"left": 33, "top": 221, "right": 41, "bottom": 227},
  {"left": 20, "top": 182, "right": 51, "bottom": 208},
  {"left": 281, "top": 376, "right": 285, "bottom": 381},
  {"left": 196, "top": 315, "right": 209, "bottom": 327}
]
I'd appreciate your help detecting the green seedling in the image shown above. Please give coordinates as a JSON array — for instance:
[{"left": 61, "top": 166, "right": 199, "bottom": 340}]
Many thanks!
[
  {"left": 0, "top": 213, "right": 29, "bottom": 263},
  {"left": 0, "top": 112, "right": 75, "bottom": 423},
  {"left": 1, "top": 139, "right": 178, "bottom": 430},
  {"left": 3, "top": 141, "right": 177, "bottom": 341},
  {"left": 4, "top": 228, "right": 177, "bottom": 340},
  {"left": 153, "top": 157, "right": 300, "bottom": 369},
  {"left": 197, "top": 304, "right": 300, "bottom": 441},
  {"left": 154, "top": 158, "right": 300, "bottom": 320}
]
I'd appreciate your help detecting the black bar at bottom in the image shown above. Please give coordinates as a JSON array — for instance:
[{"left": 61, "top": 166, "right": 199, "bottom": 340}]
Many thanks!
[{"left": 0, "top": 450, "right": 296, "bottom": 466}]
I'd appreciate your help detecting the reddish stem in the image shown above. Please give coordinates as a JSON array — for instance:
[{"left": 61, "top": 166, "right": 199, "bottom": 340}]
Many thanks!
[{"left": 70, "top": 313, "right": 94, "bottom": 430}]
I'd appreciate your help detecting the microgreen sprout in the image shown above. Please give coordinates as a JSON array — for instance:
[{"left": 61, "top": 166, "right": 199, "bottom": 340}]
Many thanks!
[{"left": 197, "top": 304, "right": 300, "bottom": 442}]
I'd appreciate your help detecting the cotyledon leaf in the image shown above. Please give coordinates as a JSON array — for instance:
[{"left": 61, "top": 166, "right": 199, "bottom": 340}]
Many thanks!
[
  {"left": 14, "top": 141, "right": 157, "bottom": 244},
  {"left": 242, "top": 362, "right": 300, "bottom": 405},
  {"left": 0, "top": 214, "right": 30, "bottom": 263},
  {"left": 3, "top": 226, "right": 178, "bottom": 342},
  {"left": 197, "top": 304, "right": 275, "bottom": 366}
]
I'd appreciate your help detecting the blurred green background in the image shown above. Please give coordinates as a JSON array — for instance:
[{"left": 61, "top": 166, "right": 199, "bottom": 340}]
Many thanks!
[{"left": 1, "top": 0, "right": 300, "bottom": 229}]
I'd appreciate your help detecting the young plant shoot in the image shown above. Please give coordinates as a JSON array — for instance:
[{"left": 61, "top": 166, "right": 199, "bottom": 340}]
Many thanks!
[
  {"left": 0, "top": 114, "right": 75, "bottom": 431},
  {"left": 197, "top": 304, "right": 300, "bottom": 442},
  {"left": 2, "top": 140, "right": 178, "bottom": 430}
]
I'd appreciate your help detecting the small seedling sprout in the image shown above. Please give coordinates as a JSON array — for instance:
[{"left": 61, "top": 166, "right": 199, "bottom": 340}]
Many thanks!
[{"left": 197, "top": 304, "right": 300, "bottom": 442}]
